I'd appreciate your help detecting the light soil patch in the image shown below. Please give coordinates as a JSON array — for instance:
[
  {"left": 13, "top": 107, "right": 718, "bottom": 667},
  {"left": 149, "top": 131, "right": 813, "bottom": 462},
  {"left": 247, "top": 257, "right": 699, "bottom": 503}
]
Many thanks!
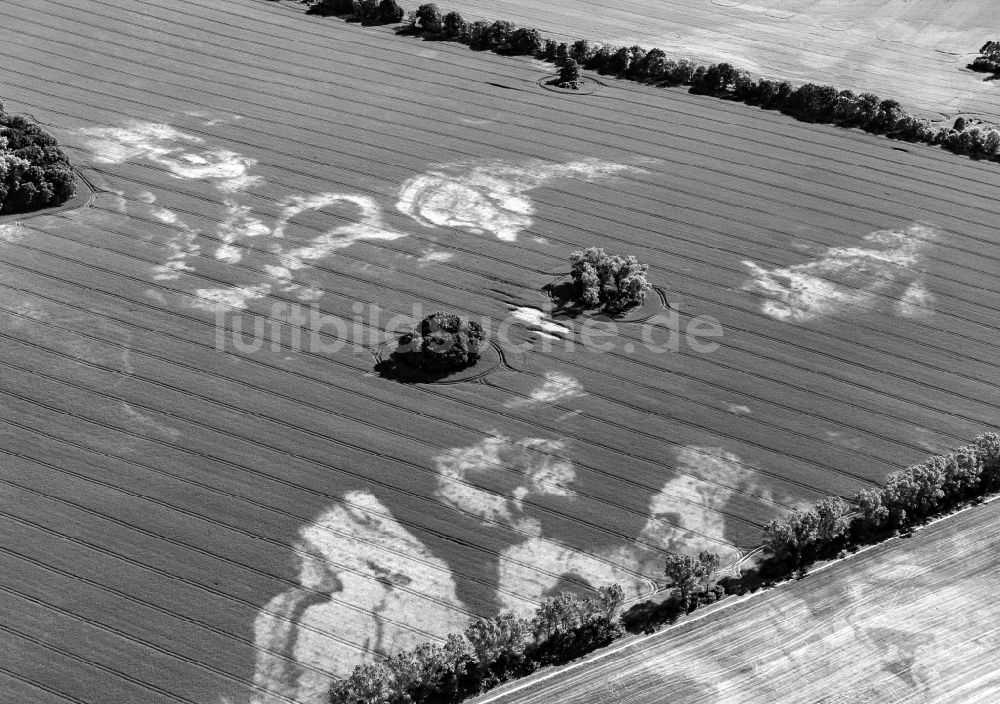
[
  {"left": 742, "top": 223, "right": 937, "bottom": 322},
  {"left": 504, "top": 371, "right": 585, "bottom": 408},
  {"left": 79, "top": 121, "right": 262, "bottom": 192},
  {"left": 252, "top": 491, "right": 469, "bottom": 704},
  {"left": 396, "top": 159, "right": 642, "bottom": 242}
]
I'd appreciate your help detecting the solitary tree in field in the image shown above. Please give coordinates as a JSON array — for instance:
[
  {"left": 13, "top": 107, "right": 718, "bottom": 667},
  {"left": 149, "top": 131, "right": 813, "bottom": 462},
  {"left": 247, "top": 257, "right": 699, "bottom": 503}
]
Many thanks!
[{"left": 558, "top": 58, "right": 581, "bottom": 85}]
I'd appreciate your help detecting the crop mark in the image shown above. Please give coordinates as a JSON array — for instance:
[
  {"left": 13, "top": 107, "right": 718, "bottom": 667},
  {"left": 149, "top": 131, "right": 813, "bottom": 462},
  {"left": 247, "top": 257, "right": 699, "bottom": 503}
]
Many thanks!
[
  {"left": 272, "top": 193, "right": 408, "bottom": 268},
  {"left": 214, "top": 200, "right": 270, "bottom": 264},
  {"left": 78, "top": 121, "right": 262, "bottom": 192},
  {"left": 396, "top": 159, "right": 641, "bottom": 242},
  {"left": 253, "top": 491, "right": 468, "bottom": 703},
  {"left": 510, "top": 306, "right": 571, "bottom": 335},
  {"left": 433, "top": 434, "right": 578, "bottom": 531},
  {"left": 635, "top": 446, "right": 767, "bottom": 563},
  {"left": 742, "top": 224, "right": 937, "bottom": 322},
  {"left": 505, "top": 371, "right": 585, "bottom": 408}
]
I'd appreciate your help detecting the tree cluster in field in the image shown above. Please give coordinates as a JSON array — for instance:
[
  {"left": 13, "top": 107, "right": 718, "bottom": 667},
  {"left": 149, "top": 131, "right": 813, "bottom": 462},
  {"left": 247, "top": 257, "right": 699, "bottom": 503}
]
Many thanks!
[
  {"left": 307, "top": 0, "right": 404, "bottom": 25},
  {"left": 970, "top": 41, "right": 1000, "bottom": 75},
  {"left": 569, "top": 247, "right": 652, "bottom": 313},
  {"left": 392, "top": 311, "right": 485, "bottom": 372},
  {"left": 761, "top": 433, "right": 1000, "bottom": 574},
  {"left": 300, "top": 2, "right": 1000, "bottom": 164},
  {"left": 0, "top": 101, "right": 75, "bottom": 215},
  {"left": 328, "top": 585, "right": 625, "bottom": 704}
]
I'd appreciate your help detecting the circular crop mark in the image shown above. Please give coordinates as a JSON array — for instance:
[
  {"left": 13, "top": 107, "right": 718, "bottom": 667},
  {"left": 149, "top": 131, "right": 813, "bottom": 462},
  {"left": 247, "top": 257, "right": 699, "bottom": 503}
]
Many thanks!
[
  {"left": 536, "top": 75, "right": 602, "bottom": 96},
  {"left": 544, "top": 275, "right": 668, "bottom": 324},
  {"left": 373, "top": 339, "right": 502, "bottom": 384}
]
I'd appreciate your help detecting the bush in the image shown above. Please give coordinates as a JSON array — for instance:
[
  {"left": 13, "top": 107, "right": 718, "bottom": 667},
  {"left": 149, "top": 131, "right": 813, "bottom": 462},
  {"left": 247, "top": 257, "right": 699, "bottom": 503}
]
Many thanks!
[
  {"left": 306, "top": 0, "right": 353, "bottom": 15},
  {"left": 392, "top": 312, "right": 485, "bottom": 372},
  {"left": 0, "top": 106, "right": 75, "bottom": 215},
  {"left": 569, "top": 247, "right": 652, "bottom": 312},
  {"left": 351, "top": 0, "right": 403, "bottom": 24},
  {"left": 971, "top": 40, "right": 1000, "bottom": 73},
  {"left": 441, "top": 11, "right": 467, "bottom": 40},
  {"left": 412, "top": 3, "right": 443, "bottom": 33},
  {"left": 569, "top": 39, "right": 593, "bottom": 65},
  {"left": 557, "top": 58, "right": 581, "bottom": 85},
  {"left": 505, "top": 27, "right": 543, "bottom": 56}
]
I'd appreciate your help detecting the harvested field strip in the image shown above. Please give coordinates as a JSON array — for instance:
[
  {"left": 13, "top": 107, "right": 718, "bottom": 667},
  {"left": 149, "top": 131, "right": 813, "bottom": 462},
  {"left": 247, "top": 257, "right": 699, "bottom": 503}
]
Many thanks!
[
  {"left": 483, "top": 499, "right": 1000, "bottom": 704},
  {"left": 395, "top": 0, "right": 1000, "bottom": 120}
]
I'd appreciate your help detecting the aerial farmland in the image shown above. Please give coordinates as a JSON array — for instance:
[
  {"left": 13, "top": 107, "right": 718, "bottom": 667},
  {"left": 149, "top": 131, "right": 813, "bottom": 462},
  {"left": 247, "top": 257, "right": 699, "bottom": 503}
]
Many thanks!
[{"left": 1, "top": 1, "right": 998, "bottom": 703}]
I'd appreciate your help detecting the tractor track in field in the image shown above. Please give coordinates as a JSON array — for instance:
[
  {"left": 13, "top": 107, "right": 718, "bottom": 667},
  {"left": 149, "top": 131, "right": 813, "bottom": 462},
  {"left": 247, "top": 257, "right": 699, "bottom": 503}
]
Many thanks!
[
  {"left": 5, "top": 44, "right": 1000, "bottom": 282},
  {"left": 5, "top": 204, "right": 998, "bottom": 438},
  {"left": 5, "top": 0, "right": 1000, "bottom": 699}
]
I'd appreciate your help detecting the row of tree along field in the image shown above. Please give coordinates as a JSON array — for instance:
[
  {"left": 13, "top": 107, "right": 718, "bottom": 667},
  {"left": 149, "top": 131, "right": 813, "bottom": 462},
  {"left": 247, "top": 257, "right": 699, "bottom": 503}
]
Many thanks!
[
  {"left": 302, "top": 1, "right": 1000, "bottom": 164},
  {"left": 327, "top": 433, "right": 1000, "bottom": 704}
]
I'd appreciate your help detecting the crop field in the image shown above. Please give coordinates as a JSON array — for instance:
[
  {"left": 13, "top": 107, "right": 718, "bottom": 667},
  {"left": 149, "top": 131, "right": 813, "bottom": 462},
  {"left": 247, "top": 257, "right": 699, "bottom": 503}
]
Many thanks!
[
  {"left": 438, "top": 0, "right": 1000, "bottom": 122},
  {"left": 1, "top": 1, "right": 999, "bottom": 703},
  {"left": 481, "top": 498, "right": 1000, "bottom": 704}
]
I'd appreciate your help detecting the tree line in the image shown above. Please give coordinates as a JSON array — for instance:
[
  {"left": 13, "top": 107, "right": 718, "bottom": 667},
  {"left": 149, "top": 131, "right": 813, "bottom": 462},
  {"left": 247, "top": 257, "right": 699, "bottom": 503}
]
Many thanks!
[
  {"left": 300, "top": 1, "right": 1000, "bottom": 164},
  {"left": 0, "top": 100, "right": 76, "bottom": 215},
  {"left": 328, "top": 585, "right": 625, "bottom": 703},
  {"left": 327, "top": 432, "right": 1000, "bottom": 703},
  {"left": 762, "top": 432, "right": 1000, "bottom": 574}
]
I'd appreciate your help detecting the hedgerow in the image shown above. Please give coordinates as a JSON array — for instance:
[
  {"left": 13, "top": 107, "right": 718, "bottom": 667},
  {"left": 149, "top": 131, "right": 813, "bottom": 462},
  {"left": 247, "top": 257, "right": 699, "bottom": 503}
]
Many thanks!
[
  {"left": 328, "top": 586, "right": 625, "bottom": 703},
  {"left": 325, "top": 434, "right": 999, "bottom": 703},
  {"left": 0, "top": 100, "right": 75, "bottom": 215},
  {"left": 299, "top": 1, "right": 1000, "bottom": 164},
  {"left": 762, "top": 433, "right": 1000, "bottom": 574}
]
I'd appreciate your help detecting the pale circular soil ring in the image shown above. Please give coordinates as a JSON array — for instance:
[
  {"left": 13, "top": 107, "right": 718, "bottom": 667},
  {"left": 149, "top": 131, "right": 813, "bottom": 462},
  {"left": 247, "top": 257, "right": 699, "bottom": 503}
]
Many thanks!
[{"left": 374, "top": 339, "right": 502, "bottom": 383}]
